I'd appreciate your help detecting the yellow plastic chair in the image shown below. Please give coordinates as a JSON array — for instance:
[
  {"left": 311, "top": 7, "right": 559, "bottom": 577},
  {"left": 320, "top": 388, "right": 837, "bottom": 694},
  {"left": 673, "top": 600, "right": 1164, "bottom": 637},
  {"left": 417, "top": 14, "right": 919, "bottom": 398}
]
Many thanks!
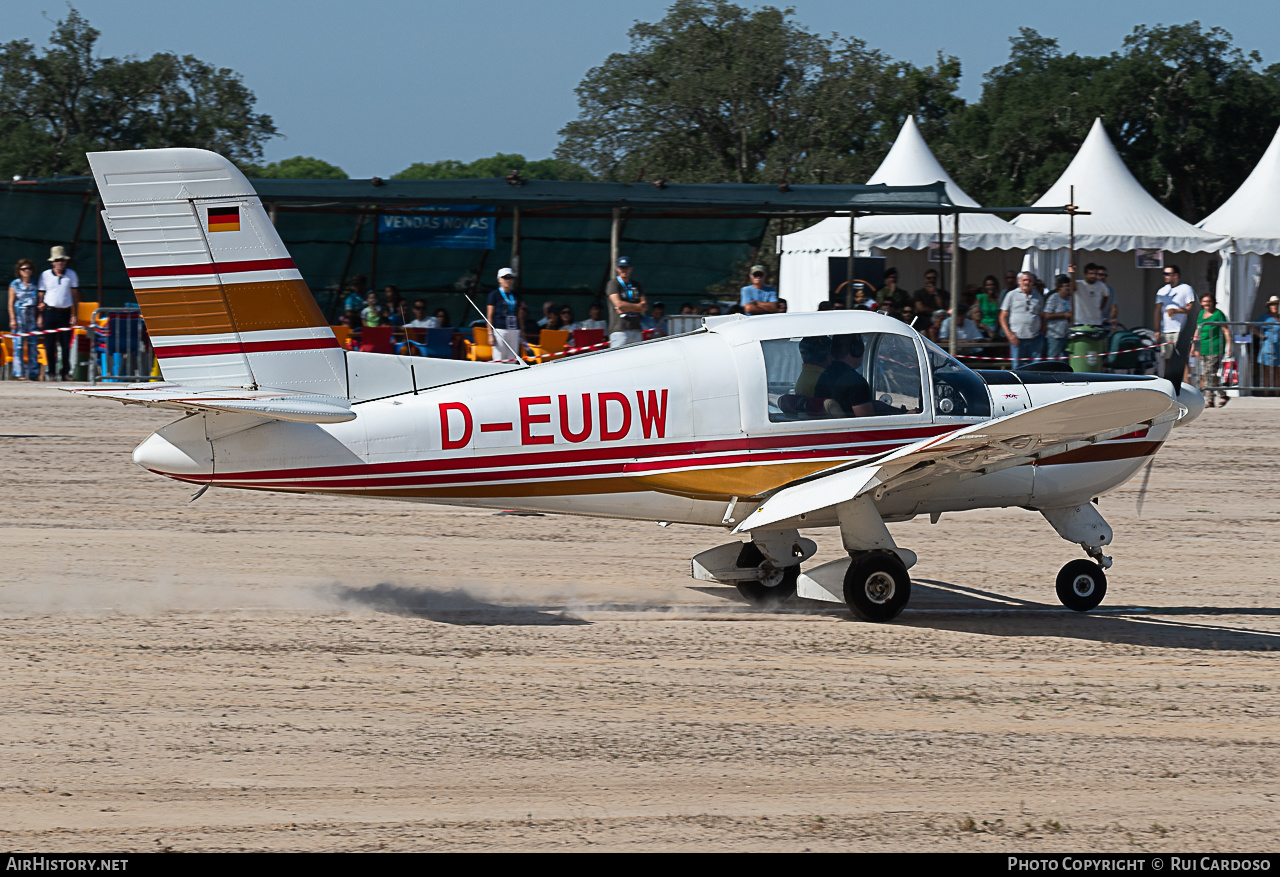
[
  {"left": 77, "top": 301, "right": 100, "bottom": 325},
  {"left": 526, "top": 329, "right": 570, "bottom": 363},
  {"left": 463, "top": 326, "right": 493, "bottom": 362},
  {"left": 330, "top": 325, "right": 352, "bottom": 350}
]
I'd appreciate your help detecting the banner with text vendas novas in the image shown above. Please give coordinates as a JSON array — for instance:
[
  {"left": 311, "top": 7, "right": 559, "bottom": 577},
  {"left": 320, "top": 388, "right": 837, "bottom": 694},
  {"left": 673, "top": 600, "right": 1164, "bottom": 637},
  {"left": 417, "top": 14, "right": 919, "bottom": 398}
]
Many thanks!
[{"left": 377, "top": 206, "right": 496, "bottom": 249}]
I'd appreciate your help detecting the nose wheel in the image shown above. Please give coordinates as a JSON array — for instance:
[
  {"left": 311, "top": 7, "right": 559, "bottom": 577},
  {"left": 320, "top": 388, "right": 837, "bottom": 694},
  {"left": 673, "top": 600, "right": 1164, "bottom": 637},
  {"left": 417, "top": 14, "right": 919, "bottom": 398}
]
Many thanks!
[{"left": 1055, "top": 559, "right": 1108, "bottom": 611}]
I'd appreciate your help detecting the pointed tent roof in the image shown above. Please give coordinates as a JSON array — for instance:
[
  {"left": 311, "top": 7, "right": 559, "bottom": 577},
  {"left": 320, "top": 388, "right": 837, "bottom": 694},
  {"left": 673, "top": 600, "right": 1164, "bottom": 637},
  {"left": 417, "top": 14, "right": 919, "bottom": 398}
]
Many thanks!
[
  {"left": 1198, "top": 123, "right": 1280, "bottom": 256},
  {"left": 1012, "top": 118, "right": 1228, "bottom": 252},
  {"left": 780, "top": 116, "right": 1041, "bottom": 254}
]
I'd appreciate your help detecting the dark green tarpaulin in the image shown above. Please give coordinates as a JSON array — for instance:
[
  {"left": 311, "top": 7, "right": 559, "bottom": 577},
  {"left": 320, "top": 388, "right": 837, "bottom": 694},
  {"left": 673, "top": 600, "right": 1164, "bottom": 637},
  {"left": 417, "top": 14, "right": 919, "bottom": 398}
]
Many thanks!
[{"left": 0, "top": 175, "right": 983, "bottom": 325}]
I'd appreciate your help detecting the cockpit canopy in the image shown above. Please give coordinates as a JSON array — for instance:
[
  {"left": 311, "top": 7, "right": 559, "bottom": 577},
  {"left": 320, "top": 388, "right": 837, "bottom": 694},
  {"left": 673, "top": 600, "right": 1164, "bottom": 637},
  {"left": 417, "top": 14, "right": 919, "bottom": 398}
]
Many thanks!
[{"left": 762, "top": 331, "right": 991, "bottom": 422}]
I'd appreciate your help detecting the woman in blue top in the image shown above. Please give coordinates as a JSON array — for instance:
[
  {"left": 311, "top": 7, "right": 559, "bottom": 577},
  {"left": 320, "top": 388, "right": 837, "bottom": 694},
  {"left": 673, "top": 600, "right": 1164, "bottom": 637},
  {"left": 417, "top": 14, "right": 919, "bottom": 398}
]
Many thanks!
[
  {"left": 1255, "top": 296, "right": 1280, "bottom": 396},
  {"left": 7, "top": 258, "right": 40, "bottom": 380}
]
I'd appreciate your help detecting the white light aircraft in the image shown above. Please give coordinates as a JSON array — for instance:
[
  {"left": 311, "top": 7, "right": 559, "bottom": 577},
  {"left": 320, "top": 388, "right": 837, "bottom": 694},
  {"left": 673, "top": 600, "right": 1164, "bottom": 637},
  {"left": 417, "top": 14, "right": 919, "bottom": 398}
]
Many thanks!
[{"left": 72, "top": 148, "right": 1205, "bottom": 621}]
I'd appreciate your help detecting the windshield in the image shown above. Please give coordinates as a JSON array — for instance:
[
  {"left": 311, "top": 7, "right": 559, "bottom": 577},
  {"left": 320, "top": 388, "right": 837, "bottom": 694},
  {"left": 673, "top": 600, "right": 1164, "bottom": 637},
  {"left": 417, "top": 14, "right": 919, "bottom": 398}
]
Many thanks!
[{"left": 923, "top": 338, "right": 992, "bottom": 418}]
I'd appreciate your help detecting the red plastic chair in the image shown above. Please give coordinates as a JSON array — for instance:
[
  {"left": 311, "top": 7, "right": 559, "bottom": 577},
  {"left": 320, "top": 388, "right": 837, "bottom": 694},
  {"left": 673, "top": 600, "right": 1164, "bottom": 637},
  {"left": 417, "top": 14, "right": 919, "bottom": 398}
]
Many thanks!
[
  {"left": 358, "top": 325, "right": 394, "bottom": 354},
  {"left": 572, "top": 328, "right": 605, "bottom": 349}
]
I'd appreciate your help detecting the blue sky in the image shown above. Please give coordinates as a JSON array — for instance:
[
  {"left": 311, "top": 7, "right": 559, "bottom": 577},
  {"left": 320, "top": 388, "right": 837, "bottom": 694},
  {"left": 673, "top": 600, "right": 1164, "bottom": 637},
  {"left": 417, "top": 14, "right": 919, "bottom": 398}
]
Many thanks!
[{"left": 9, "top": 0, "right": 1280, "bottom": 177}]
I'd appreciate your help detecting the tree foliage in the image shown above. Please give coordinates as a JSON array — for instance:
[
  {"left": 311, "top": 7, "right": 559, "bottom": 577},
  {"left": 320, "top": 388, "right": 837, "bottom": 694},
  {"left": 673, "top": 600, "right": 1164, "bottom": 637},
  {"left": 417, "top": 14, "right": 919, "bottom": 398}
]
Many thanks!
[
  {"left": 555, "top": 0, "right": 961, "bottom": 184},
  {"left": 0, "top": 7, "right": 277, "bottom": 178},
  {"left": 946, "top": 23, "right": 1280, "bottom": 219},
  {"left": 244, "top": 155, "right": 347, "bottom": 179},
  {"left": 392, "top": 152, "right": 593, "bottom": 181}
]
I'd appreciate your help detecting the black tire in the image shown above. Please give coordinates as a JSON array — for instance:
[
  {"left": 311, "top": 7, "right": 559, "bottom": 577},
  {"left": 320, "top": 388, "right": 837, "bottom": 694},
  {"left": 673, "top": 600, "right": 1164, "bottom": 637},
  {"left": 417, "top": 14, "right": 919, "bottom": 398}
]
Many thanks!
[
  {"left": 1055, "top": 559, "right": 1107, "bottom": 611},
  {"left": 734, "top": 542, "right": 798, "bottom": 607},
  {"left": 843, "top": 552, "right": 911, "bottom": 622}
]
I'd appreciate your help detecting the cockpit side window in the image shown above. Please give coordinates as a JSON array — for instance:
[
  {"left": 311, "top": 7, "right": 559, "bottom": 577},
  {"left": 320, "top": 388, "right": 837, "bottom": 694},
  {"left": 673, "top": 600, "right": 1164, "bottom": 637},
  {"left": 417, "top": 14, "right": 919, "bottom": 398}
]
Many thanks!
[{"left": 764, "top": 333, "right": 922, "bottom": 422}]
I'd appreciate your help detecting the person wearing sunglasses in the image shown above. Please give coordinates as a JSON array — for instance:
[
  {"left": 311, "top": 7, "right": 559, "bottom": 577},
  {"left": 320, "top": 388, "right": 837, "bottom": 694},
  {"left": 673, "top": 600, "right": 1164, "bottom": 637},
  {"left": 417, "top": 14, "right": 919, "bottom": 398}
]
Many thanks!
[
  {"left": 740, "top": 264, "right": 779, "bottom": 315},
  {"left": 8, "top": 259, "right": 40, "bottom": 380},
  {"left": 1154, "top": 265, "right": 1195, "bottom": 381}
]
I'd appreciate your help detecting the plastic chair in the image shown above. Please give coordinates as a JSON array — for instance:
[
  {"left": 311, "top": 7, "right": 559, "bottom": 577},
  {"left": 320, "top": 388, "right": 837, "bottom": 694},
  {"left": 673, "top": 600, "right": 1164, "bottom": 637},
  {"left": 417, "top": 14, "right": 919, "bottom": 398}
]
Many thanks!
[
  {"left": 330, "top": 325, "right": 352, "bottom": 350},
  {"left": 357, "top": 325, "right": 394, "bottom": 354},
  {"left": 572, "top": 328, "right": 605, "bottom": 349},
  {"left": 526, "top": 329, "right": 570, "bottom": 362},
  {"left": 100, "top": 313, "right": 146, "bottom": 381},
  {"left": 396, "top": 327, "right": 429, "bottom": 356},
  {"left": 76, "top": 301, "right": 100, "bottom": 325},
  {"left": 463, "top": 326, "right": 493, "bottom": 362},
  {"left": 423, "top": 328, "right": 455, "bottom": 359}
]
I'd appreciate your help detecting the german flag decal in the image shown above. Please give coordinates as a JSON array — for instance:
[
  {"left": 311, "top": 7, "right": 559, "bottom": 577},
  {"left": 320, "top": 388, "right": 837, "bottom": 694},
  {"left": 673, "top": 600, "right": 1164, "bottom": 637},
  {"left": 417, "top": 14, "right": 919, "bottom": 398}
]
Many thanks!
[{"left": 208, "top": 206, "right": 241, "bottom": 233}]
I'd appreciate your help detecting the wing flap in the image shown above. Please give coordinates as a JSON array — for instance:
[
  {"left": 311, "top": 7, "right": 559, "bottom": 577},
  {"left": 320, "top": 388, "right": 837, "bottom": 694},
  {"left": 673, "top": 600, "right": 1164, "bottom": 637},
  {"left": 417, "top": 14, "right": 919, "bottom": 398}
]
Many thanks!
[
  {"left": 65, "top": 384, "right": 356, "bottom": 424},
  {"left": 734, "top": 388, "right": 1175, "bottom": 534}
]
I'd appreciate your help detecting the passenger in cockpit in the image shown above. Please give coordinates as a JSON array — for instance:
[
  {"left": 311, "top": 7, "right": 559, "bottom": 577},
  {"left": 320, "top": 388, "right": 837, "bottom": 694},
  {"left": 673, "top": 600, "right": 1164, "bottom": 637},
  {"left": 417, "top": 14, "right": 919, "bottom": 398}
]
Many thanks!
[
  {"left": 816, "top": 334, "right": 874, "bottom": 417},
  {"left": 794, "top": 335, "right": 831, "bottom": 399}
]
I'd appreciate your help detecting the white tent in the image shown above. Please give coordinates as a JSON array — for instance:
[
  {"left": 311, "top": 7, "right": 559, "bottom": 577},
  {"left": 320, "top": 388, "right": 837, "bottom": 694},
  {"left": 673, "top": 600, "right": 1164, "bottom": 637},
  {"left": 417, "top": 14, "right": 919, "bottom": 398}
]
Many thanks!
[
  {"left": 1011, "top": 118, "right": 1229, "bottom": 327},
  {"left": 778, "top": 116, "right": 1042, "bottom": 311},
  {"left": 1198, "top": 123, "right": 1280, "bottom": 322}
]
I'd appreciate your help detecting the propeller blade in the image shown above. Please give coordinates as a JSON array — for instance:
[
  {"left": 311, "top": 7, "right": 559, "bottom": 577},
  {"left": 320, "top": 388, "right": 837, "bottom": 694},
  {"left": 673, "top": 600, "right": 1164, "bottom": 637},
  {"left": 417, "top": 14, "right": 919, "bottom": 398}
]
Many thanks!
[
  {"left": 1135, "top": 458, "right": 1154, "bottom": 518},
  {"left": 1164, "top": 313, "right": 1198, "bottom": 392}
]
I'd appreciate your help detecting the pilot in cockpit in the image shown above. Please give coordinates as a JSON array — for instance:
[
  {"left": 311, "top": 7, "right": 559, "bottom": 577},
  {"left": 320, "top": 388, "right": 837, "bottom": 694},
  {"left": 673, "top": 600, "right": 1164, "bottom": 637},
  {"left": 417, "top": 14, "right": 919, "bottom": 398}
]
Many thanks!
[{"left": 815, "top": 334, "right": 874, "bottom": 418}]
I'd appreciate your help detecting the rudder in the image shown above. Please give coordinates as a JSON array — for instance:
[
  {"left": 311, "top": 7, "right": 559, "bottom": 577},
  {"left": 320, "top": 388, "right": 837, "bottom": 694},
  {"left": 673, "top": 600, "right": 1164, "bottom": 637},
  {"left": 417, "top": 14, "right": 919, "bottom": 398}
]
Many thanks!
[{"left": 89, "top": 148, "right": 346, "bottom": 396}]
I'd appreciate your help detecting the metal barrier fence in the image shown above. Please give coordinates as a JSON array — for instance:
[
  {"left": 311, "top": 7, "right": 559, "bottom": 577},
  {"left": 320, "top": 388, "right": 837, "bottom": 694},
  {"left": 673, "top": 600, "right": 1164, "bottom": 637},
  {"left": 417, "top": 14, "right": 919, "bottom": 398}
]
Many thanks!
[
  {"left": 89, "top": 307, "right": 157, "bottom": 384},
  {"left": 1184, "top": 320, "right": 1280, "bottom": 396}
]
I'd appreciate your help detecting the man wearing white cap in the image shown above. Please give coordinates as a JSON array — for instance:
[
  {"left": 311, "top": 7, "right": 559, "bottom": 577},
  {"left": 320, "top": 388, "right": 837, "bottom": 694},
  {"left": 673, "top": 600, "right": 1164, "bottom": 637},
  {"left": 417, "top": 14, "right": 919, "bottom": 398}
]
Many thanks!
[
  {"left": 38, "top": 245, "right": 80, "bottom": 380},
  {"left": 486, "top": 267, "right": 524, "bottom": 361}
]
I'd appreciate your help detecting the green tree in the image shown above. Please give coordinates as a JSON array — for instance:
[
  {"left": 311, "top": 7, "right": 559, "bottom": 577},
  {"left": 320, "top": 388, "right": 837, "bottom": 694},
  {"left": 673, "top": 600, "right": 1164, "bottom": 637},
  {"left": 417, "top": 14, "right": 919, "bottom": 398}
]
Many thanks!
[
  {"left": 1101, "top": 23, "right": 1280, "bottom": 219},
  {"left": 244, "top": 155, "right": 347, "bottom": 179},
  {"left": 392, "top": 152, "right": 593, "bottom": 181},
  {"left": 946, "top": 23, "right": 1280, "bottom": 219},
  {"left": 0, "top": 7, "right": 276, "bottom": 178},
  {"left": 554, "top": 0, "right": 962, "bottom": 184},
  {"left": 941, "top": 29, "right": 1108, "bottom": 208}
]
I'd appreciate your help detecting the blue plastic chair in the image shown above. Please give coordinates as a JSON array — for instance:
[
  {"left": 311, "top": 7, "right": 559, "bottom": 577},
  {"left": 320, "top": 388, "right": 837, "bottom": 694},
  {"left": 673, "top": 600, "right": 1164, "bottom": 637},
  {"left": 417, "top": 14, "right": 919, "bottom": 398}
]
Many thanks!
[{"left": 423, "top": 328, "right": 455, "bottom": 358}]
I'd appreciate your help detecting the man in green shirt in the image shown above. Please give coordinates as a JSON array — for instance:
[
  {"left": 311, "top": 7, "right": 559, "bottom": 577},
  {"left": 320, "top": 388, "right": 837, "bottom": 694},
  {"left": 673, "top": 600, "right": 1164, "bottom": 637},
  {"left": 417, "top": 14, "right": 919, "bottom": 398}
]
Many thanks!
[{"left": 1195, "top": 293, "right": 1231, "bottom": 408}]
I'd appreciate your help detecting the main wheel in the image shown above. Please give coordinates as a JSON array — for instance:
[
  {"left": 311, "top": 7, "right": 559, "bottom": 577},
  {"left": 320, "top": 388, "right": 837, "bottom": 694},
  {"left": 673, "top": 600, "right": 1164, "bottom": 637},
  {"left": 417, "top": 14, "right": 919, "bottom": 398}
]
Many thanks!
[
  {"left": 843, "top": 552, "right": 911, "bottom": 622},
  {"left": 734, "top": 542, "right": 798, "bottom": 607},
  {"left": 1055, "top": 559, "right": 1107, "bottom": 611}
]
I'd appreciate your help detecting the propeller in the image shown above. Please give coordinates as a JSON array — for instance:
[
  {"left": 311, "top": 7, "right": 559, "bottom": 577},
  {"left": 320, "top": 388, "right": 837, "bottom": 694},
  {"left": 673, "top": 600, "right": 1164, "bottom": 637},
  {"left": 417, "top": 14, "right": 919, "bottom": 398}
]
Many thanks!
[
  {"left": 1163, "top": 311, "right": 1198, "bottom": 394},
  {"left": 1134, "top": 458, "right": 1154, "bottom": 518}
]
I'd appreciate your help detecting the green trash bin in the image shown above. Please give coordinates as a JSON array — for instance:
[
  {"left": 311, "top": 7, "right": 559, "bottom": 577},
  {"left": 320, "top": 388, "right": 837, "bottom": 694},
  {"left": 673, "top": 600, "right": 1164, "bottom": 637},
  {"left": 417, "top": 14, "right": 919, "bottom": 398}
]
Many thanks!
[{"left": 1066, "top": 325, "right": 1110, "bottom": 373}]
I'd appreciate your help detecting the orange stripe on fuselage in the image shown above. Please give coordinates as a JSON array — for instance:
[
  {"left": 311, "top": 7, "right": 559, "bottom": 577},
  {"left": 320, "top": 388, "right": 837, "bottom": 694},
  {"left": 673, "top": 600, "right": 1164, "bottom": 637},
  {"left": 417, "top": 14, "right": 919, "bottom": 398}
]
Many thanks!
[{"left": 136, "top": 279, "right": 327, "bottom": 336}]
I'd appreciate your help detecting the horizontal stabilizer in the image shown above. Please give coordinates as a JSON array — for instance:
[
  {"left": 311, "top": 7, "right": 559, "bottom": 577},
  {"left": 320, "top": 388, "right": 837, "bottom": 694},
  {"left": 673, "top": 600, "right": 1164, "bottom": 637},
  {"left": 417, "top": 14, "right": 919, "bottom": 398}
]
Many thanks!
[
  {"left": 734, "top": 387, "right": 1176, "bottom": 534},
  {"left": 65, "top": 384, "right": 355, "bottom": 424}
]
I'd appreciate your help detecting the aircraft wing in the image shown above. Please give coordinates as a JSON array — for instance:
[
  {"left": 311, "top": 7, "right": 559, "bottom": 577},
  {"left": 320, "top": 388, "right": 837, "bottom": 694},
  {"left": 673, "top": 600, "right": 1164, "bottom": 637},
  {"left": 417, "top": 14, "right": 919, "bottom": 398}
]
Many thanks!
[
  {"left": 733, "top": 387, "right": 1177, "bottom": 534},
  {"left": 64, "top": 384, "right": 356, "bottom": 424}
]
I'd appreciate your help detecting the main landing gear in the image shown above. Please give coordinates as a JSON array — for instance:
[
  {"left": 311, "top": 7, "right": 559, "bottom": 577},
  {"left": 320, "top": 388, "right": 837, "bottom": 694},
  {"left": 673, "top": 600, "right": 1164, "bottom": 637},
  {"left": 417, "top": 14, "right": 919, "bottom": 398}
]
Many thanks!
[
  {"left": 843, "top": 550, "right": 911, "bottom": 622},
  {"left": 734, "top": 541, "right": 799, "bottom": 607}
]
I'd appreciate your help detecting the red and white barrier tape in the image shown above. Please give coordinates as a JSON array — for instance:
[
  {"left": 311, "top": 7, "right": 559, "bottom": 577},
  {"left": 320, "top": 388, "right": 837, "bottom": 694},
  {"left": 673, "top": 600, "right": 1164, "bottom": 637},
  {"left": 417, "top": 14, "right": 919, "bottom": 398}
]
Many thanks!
[
  {"left": 494, "top": 340, "right": 612, "bottom": 364},
  {"left": 956, "top": 341, "right": 1165, "bottom": 363},
  {"left": 1, "top": 326, "right": 77, "bottom": 340}
]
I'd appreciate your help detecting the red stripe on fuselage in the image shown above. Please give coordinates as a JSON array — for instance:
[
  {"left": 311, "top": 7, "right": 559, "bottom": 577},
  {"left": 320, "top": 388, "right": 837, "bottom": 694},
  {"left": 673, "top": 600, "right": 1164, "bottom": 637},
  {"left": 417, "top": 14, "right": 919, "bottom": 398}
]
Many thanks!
[{"left": 201, "top": 423, "right": 956, "bottom": 484}]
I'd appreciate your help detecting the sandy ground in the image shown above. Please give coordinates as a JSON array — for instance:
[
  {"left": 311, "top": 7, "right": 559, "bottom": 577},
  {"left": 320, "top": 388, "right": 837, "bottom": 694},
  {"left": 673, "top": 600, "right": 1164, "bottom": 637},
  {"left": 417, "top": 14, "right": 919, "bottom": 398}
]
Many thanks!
[{"left": 0, "top": 381, "right": 1276, "bottom": 852}]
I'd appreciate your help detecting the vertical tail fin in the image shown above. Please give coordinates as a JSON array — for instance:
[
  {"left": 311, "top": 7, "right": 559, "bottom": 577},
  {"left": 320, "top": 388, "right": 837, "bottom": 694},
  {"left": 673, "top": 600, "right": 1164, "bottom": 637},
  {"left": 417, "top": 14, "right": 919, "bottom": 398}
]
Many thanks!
[{"left": 88, "top": 148, "right": 346, "bottom": 397}]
